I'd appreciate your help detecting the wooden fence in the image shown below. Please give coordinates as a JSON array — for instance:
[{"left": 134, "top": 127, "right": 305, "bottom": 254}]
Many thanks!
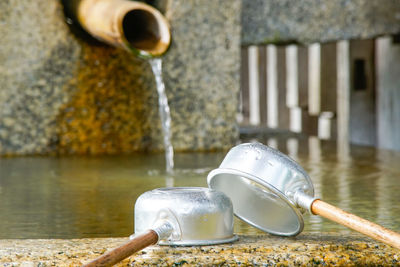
[{"left": 239, "top": 39, "right": 378, "bottom": 148}]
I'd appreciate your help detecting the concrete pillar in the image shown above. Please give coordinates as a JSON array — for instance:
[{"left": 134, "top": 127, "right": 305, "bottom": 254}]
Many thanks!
[{"left": 376, "top": 37, "right": 400, "bottom": 151}]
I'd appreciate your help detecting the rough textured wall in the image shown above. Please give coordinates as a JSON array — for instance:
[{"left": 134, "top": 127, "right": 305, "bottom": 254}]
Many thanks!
[
  {"left": 161, "top": 0, "right": 241, "bottom": 151},
  {"left": 242, "top": 0, "right": 400, "bottom": 45},
  {"left": 0, "top": 1, "right": 81, "bottom": 155},
  {"left": 0, "top": 0, "right": 241, "bottom": 155}
]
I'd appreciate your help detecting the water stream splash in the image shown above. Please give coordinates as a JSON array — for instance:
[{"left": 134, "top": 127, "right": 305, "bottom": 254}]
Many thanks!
[{"left": 149, "top": 58, "right": 174, "bottom": 174}]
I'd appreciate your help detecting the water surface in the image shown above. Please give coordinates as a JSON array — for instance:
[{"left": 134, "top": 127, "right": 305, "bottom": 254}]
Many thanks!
[{"left": 1, "top": 137, "right": 399, "bottom": 238}]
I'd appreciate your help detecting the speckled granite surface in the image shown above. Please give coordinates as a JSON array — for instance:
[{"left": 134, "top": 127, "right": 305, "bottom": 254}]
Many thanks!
[
  {"left": 0, "top": 0, "right": 240, "bottom": 155},
  {"left": 242, "top": 0, "right": 400, "bottom": 45},
  {"left": 0, "top": 234, "right": 398, "bottom": 266}
]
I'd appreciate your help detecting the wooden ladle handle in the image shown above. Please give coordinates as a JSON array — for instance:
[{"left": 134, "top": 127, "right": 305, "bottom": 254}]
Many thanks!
[
  {"left": 311, "top": 199, "right": 400, "bottom": 249},
  {"left": 83, "top": 230, "right": 159, "bottom": 267}
]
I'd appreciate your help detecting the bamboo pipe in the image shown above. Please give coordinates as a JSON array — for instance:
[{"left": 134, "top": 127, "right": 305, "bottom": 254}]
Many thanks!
[
  {"left": 77, "top": 0, "right": 171, "bottom": 58},
  {"left": 311, "top": 199, "right": 400, "bottom": 249}
]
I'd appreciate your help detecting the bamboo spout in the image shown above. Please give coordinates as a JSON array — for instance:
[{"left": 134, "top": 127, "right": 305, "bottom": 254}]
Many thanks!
[{"left": 77, "top": 0, "right": 171, "bottom": 58}]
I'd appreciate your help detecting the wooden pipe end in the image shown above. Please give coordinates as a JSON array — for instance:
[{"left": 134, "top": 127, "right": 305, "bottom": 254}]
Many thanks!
[{"left": 78, "top": 0, "right": 171, "bottom": 57}]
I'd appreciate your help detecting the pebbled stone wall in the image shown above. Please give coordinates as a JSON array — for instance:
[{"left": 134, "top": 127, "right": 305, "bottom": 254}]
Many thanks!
[
  {"left": 0, "top": 0, "right": 241, "bottom": 155},
  {"left": 242, "top": 0, "right": 400, "bottom": 45}
]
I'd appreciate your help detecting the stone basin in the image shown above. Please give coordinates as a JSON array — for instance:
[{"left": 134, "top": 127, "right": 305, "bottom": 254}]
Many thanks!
[
  {"left": 1, "top": 136, "right": 400, "bottom": 266},
  {"left": 1, "top": 234, "right": 398, "bottom": 266}
]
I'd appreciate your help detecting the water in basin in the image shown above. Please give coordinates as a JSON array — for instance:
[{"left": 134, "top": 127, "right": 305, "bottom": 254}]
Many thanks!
[{"left": 1, "top": 136, "right": 400, "bottom": 239}]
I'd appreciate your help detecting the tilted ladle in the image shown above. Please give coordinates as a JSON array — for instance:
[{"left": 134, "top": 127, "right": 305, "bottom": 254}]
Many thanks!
[
  {"left": 207, "top": 143, "right": 400, "bottom": 249},
  {"left": 83, "top": 187, "right": 238, "bottom": 266}
]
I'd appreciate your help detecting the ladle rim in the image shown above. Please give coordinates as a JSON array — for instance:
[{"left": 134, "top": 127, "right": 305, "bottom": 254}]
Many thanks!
[{"left": 207, "top": 168, "right": 305, "bottom": 236}]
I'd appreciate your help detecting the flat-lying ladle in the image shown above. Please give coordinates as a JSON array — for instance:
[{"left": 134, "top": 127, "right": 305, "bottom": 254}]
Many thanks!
[
  {"left": 207, "top": 143, "right": 400, "bottom": 249},
  {"left": 83, "top": 187, "right": 238, "bottom": 266}
]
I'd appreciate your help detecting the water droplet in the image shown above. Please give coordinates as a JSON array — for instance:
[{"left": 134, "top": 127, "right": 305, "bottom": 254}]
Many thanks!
[
  {"left": 172, "top": 232, "right": 180, "bottom": 239},
  {"left": 255, "top": 148, "right": 262, "bottom": 160},
  {"left": 159, "top": 211, "right": 168, "bottom": 219},
  {"left": 66, "top": 18, "right": 73, "bottom": 25}
]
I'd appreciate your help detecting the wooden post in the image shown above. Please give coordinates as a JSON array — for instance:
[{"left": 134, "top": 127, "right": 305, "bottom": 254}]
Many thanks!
[
  {"left": 376, "top": 36, "right": 400, "bottom": 151},
  {"left": 277, "top": 46, "right": 290, "bottom": 130},
  {"left": 240, "top": 47, "right": 250, "bottom": 125},
  {"left": 248, "top": 45, "right": 260, "bottom": 125},
  {"left": 336, "top": 40, "right": 350, "bottom": 156},
  {"left": 267, "top": 45, "right": 278, "bottom": 128},
  {"left": 258, "top": 46, "right": 268, "bottom": 125},
  {"left": 349, "top": 39, "right": 376, "bottom": 146}
]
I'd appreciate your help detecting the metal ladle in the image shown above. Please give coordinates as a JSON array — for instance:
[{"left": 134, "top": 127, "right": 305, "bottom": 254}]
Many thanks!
[
  {"left": 207, "top": 143, "right": 400, "bottom": 249},
  {"left": 83, "top": 187, "right": 238, "bottom": 266}
]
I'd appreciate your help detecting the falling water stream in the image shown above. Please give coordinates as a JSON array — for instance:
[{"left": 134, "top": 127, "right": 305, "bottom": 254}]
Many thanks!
[{"left": 149, "top": 58, "right": 174, "bottom": 174}]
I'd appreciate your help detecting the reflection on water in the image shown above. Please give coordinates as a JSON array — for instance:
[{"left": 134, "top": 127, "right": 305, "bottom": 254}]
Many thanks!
[
  {"left": 0, "top": 153, "right": 223, "bottom": 239},
  {"left": 0, "top": 137, "right": 400, "bottom": 238}
]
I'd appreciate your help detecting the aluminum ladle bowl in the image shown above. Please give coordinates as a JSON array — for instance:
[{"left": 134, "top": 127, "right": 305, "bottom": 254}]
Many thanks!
[
  {"left": 207, "top": 143, "right": 316, "bottom": 236},
  {"left": 134, "top": 187, "right": 238, "bottom": 245},
  {"left": 84, "top": 187, "right": 238, "bottom": 266}
]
